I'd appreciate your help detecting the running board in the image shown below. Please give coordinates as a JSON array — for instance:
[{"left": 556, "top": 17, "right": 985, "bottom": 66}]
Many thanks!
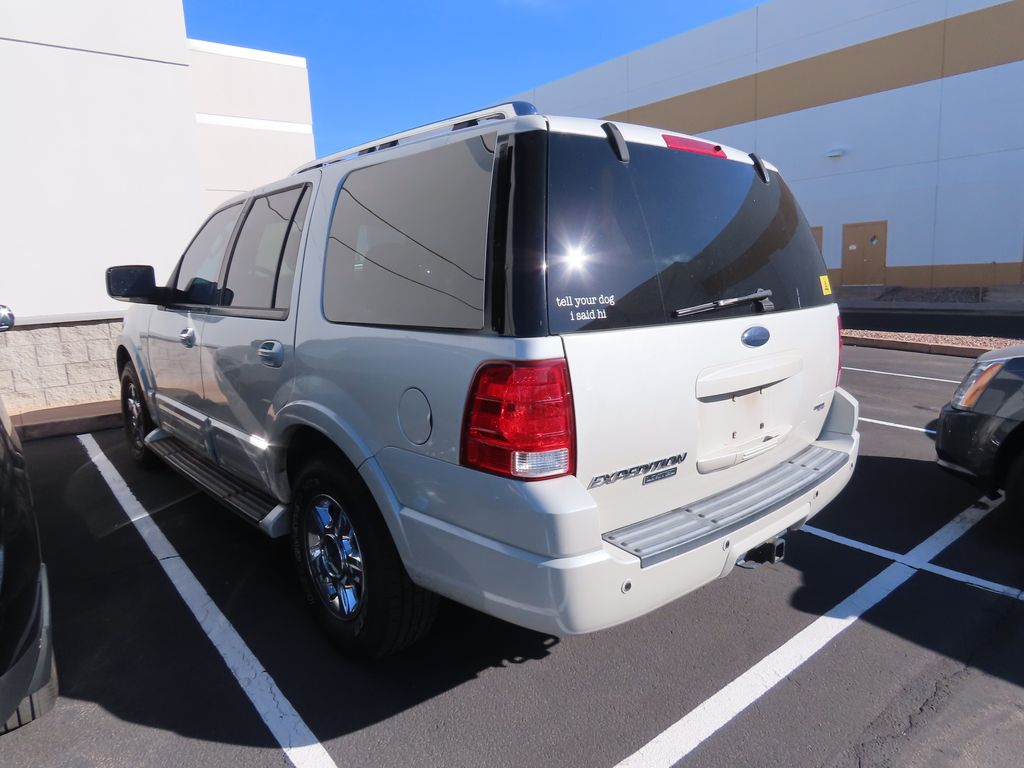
[{"left": 145, "top": 430, "right": 289, "bottom": 538}]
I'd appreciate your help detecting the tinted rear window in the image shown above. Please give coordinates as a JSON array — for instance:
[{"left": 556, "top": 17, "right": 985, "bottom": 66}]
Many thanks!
[
  {"left": 323, "top": 133, "right": 495, "bottom": 329},
  {"left": 545, "top": 134, "right": 832, "bottom": 334}
]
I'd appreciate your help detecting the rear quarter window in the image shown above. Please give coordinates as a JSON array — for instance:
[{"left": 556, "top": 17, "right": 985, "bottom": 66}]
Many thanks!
[
  {"left": 322, "top": 133, "right": 496, "bottom": 330},
  {"left": 545, "top": 133, "right": 832, "bottom": 334}
]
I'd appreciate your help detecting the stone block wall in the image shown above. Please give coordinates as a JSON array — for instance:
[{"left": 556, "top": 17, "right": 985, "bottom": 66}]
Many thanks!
[{"left": 0, "top": 319, "right": 122, "bottom": 415}]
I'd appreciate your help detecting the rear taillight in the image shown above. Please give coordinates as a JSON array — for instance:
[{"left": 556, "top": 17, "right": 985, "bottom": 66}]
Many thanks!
[
  {"left": 662, "top": 133, "right": 726, "bottom": 158},
  {"left": 461, "top": 359, "right": 576, "bottom": 480},
  {"left": 837, "top": 316, "right": 844, "bottom": 387}
]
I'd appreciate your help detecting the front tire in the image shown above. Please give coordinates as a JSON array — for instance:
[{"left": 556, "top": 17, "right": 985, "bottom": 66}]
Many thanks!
[
  {"left": 291, "top": 458, "right": 437, "bottom": 657},
  {"left": 120, "top": 363, "right": 157, "bottom": 468}
]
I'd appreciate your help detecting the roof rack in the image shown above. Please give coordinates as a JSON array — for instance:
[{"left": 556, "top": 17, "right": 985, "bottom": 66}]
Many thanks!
[{"left": 292, "top": 101, "right": 540, "bottom": 175}]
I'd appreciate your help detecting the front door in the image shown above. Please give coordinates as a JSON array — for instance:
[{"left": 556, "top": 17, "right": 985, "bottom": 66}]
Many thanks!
[
  {"left": 147, "top": 307, "right": 207, "bottom": 450},
  {"left": 841, "top": 221, "right": 887, "bottom": 286},
  {"left": 146, "top": 202, "right": 243, "bottom": 453},
  {"left": 199, "top": 180, "right": 315, "bottom": 492}
]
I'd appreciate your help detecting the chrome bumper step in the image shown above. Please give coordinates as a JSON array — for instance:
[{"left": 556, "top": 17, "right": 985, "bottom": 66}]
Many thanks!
[
  {"left": 603, "top": 445, "right": 849, "bottom": 567},
  {"left": 146, "top": 431, "right": 289, "bottom": 537}
]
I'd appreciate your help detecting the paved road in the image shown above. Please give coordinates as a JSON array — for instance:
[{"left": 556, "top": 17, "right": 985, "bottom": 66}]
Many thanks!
[{"left": 4, "top": 346, "right": 1023, "bottom": 767}]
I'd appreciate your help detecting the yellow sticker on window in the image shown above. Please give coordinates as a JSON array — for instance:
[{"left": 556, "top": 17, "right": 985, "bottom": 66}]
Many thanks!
[{"left": 820, "top": 275, "right": 833, "bottom": 296}]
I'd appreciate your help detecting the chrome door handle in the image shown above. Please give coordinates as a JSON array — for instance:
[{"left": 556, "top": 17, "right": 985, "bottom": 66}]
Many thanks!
[
  {"left": 179, "top": 328, "right": 196, "bottom": 348},
  {"left": 257, "top": 340, "right": 284, "bottom": 368}
]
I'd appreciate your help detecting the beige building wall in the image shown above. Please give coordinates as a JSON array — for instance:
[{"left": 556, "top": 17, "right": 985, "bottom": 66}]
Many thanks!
[
  {"left": 0, "top": 1, "right": 315, "bottom": 415},
  {"left": 515, "top": 0, "right": 1024, "bottom": 290}
]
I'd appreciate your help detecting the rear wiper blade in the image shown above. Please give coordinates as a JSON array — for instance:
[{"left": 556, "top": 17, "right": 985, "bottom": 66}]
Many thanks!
[{"left": 672, "top": 288, "right": 774, "bottom": 319}]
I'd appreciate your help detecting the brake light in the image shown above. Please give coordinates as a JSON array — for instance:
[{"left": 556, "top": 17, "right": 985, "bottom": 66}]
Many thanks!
[
  {"left": 662, "top": 133, "right": 726, "bottom": 158},
  {"left": 837, "top": 316, "right": 844, "bottom": 387},
  {"left": 462, "top": 359, "right": 576, "bottom": 480}
]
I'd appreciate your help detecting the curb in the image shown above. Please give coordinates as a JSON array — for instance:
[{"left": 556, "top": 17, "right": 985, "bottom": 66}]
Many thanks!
[
  {"left": 842, "top": 335, "right": 986, "bottom": 358},
  {"left": 12, "top": 400, "right": 121, "bottom": 442}
]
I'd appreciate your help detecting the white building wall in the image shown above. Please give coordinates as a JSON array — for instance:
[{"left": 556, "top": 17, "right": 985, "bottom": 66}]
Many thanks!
[
  {"left": 0, "top": 0, "right": 202, "bottom": 323},
  {"left": 0, "top": 1, "right": 316, "bottom": 415},
  {"left": 514, "top": 0, "right": 978, "bottom": 120},
  {"left": 695, "top": 64, "right": 1024, "bottom": 273},
  {"left": 188, "top": 40, "right": 315, "bottom": 214}
]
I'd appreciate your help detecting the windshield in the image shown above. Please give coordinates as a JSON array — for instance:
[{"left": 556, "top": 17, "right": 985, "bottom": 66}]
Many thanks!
[{"left": 545, "top": 133, "right": 833, "bottom": 334}]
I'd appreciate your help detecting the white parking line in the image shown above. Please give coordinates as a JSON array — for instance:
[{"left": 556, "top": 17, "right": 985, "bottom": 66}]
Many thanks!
[
  {"left": 78, "top": 435, "right": 338, "bottom": 768},
  {"left": 614, "top": 496, "right": 999, "bottom": 768},
  {"left": 858, "top": 416, "right": 936, "bottom": 435},
  {"left": 842, "top": 366, "right": 961, "bottom": 384},
  {"left": 803, "top": 521, "right": 1023, "bottom": 602}
]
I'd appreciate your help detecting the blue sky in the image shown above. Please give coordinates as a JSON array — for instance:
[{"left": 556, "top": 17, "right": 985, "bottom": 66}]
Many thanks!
[{"left": 182, "top": 1, "right": 761, "bottom": 157}]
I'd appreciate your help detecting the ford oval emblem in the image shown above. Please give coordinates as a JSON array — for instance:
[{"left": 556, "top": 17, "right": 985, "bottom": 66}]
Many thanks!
[{"left": 741, "top": 326, "right": 770, "bottom": 347}]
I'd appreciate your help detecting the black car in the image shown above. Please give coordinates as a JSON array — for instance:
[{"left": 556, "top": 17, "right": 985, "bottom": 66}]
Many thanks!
[
  {"left": 0, "top": 306, "right": 57, "bottom": 733},
  {"left": 936, "top": 345, "right": 1024, "bottom": 512}
]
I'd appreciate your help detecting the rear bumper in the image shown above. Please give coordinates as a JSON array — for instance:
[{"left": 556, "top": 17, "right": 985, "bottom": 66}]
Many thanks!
[{"left": 397, "top": 389, "right": 860, "bottom": 635}]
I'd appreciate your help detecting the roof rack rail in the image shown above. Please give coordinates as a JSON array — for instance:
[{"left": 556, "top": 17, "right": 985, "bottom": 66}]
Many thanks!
[{"left": 292, "top": 101, "right": 539, "bottom": 175}]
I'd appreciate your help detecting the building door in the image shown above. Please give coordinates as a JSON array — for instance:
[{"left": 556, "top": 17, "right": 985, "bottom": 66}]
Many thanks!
[{"left": 841, "top": 221, "right": 887, "bottom": 285}]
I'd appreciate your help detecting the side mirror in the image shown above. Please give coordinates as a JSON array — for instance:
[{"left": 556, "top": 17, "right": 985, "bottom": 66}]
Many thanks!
[
  {"left": 184, "top": 277, "right": 219, "bottom": 305},
  {"left": 0, "top": 304, "right": 14, "bottom": 332},
  {"left": 107, "top": 265, "right": 159, "bottom": 303}
]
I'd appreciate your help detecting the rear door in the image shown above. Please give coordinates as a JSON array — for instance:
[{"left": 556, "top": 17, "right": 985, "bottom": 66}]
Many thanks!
[
  {"left": 198, "top": 179, "right": 314, "bottom": 491},
  {"left": 147, "top": 202, "right": 243, "bottom": 453},
  {"left": 544, "top": 130, "right": 840, "bottom": 533}
]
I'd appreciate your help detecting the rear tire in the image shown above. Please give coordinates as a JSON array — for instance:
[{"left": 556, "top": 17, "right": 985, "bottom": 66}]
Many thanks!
[
  {"left": 120, "top": 363, "right": 157, "bottom": 468},
  {"left": 291, "top": 457, "right": 437, "bottom": 657}
]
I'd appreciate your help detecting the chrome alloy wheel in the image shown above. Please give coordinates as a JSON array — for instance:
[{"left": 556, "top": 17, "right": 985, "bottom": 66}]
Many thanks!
[
  {"left": 124, "top": 380, "right": 146, "bottom": 450},
  {"left": 305, "top": 494, "right": 365, "bottom": 618}
]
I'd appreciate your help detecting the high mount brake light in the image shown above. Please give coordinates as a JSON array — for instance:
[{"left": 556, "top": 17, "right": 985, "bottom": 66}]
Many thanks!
[
  {"left": 662, "top": 133, "right": 727, "bottom": 158},
  {"left": 461, "top": 359, "right": 576, "bottom": 480}
]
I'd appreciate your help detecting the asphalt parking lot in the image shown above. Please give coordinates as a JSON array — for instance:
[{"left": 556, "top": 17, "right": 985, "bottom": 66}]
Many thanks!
[{"left": 4, "top": 345, "right": 1023, "bottom": 768}]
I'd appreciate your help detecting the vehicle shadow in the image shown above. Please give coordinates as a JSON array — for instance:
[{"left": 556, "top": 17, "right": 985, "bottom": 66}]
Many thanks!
[
  {"left": 788, "top": 453, "right": 1024, "bottom": 693},
  {"left": 27, "top": 432, "right": 559, "bottom": 750},
  {"left": 28, "top": 434, "right": 1024, "bottom": 754}
]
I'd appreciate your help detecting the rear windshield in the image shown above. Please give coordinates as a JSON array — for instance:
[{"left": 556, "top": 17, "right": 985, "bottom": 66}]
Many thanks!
[{"left": 545, "top": 133, "right": 832, "bottom": 334}]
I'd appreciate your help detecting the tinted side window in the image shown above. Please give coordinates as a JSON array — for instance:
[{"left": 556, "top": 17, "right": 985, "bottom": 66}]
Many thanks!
[
  {"left": 175, "top": 204, "right": 242, "bottom": 297},
  {"left": 274, "top": 187, "right": 311, "bottom": 310},
  {"left": 323, "top": 133, "right": 495, "bottom": 329},
  {"left": 222, "top": 186, "right": 308, "bottom": 310}
]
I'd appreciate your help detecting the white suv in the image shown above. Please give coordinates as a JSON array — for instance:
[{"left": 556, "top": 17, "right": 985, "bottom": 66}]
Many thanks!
[{"left": 106, "top": 102, "right": 859, "bottom": 657}]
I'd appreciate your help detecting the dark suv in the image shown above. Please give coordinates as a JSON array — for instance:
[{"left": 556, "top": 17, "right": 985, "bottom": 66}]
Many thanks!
[
  {"left": 936, "top": 345, "right": 1024, "bottom": 513},
  {"left": 0, "top": 305, "right": 57, "bottom": 733}
]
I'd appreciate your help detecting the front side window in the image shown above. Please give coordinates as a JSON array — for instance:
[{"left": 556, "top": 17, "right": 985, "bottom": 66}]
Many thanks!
[
  {"left": 175, "top": 204, "right": 242, "bottom": 302},
  {"left": 222, "top": 186, "right": 309, "bottom": 310},
  {"left": 323, "top": 133, "right": 495, "bottom": 329}
]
